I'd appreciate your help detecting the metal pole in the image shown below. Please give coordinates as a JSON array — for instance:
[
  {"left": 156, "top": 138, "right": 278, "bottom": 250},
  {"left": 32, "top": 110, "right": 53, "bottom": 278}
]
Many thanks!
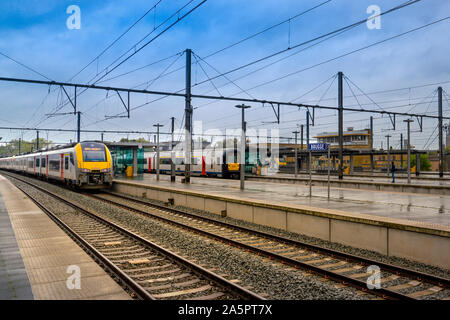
[
  {"left": 327, "top": 145, "right": 330, "bottom": 199},
  {"left": 309, "top": 150, "right": 312, "bottom": 197},
  {"left": 404, "top": 119, "right": 413, "bottom": 184},
  {"left": 235, "top": 104, "right": 251, "bottom": 190},
  {"left": 338, "top": 71, "right": 344, "bottom": 180},
  {"left": 300, "top": 124, "right": 304, "bottom": 171},
  {"left": 438, "top": 87, "right": 443, "bottom": 178},
  {"left": 306, "top": 112, "right": 310, "bottom": 172},
  {"left": 36, "top": 131, "right": 39, "bottom": 150},
  {"left": 370, "top": 116, "right": 374, "bottom": 172},
  {"left": 400, "top": 133, "right": 403, "bottom": 169},
  {"left": 77, "top": 111, "right": 81, "bottom": 143},
  {"left": 171, "top": 116, "right": 176, "bottom": 182},
  {"left": 385, "top": 135, "right": 391, "bottom": 177},
  {"left": 18, "top": 137, "right": 21, "bottom": 155},
  {"left": 101, "top": 132, "right": 104, "bottom": 142},
  {"left": 293, "top": 130, "right": 299, "bottom": 178},
  {"left": 185, "top": 49, "right": 193, "bottom": 183},
  {"left": 153, "top": 123, "right": 164, "bottom": 181}
]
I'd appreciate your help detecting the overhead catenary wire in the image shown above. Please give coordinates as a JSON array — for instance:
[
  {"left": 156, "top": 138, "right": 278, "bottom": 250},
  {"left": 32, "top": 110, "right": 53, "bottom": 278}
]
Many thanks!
[
  {"left": 49, "top": 0, "right": 206, "bottom": 118},
  {"left": 94, "top": 13, "right": 450, "bottom": 124},
  {"left": 190, "top": 0, "right": 422, "bottom": 88},
  {"left": 68, "top": 0, "right": 164, "bottom": 82}
]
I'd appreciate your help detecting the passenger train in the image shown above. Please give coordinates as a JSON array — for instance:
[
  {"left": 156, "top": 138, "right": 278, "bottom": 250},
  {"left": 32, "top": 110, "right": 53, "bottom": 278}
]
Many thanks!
[
  {"left": 0, "top": 141, "right": 114, "bottom": 189},
  {"left": 143, "top": 148, "right": 241, "bottom": 178},
  {"left": 143, "top": 147, "right": 286, "bottom": 178}
]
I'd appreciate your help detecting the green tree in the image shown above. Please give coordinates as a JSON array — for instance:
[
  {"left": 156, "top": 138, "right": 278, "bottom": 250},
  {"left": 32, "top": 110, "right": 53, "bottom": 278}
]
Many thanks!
[
  {"left": 411, "top": 154, "right": 431, "bottom": 171},
  {"left": 119, "top": 137, "right": 149, "bottom": 143},
  {"left": 0, "top": 138, "right": 51, "bottom": 157}
]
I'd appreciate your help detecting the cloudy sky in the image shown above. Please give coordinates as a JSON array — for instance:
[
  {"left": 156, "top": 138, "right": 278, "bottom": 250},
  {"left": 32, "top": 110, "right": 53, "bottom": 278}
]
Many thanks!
[{"left": 0, "top": 0, "right": 449, "bottom": 149}]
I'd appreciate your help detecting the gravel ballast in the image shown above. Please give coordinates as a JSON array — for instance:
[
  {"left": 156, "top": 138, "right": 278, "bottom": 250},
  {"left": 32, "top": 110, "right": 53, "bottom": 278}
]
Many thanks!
[{"left": 4, "top": 173, "right": 373, "bottom": 300}]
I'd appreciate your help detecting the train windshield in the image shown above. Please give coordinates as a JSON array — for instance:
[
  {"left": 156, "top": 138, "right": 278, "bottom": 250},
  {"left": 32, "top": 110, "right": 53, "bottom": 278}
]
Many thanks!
[{"left": 81, "top": 142, "right": 107, "bottom": 162}]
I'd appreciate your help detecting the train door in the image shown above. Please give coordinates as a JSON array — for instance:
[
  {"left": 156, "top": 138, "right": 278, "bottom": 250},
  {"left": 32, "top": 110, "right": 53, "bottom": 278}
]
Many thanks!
[
  {"left": 60, "top": 154, "right": 64, "bottom": 180},
  {"left": 64, "top": 153, "right": 74, "bottom": 181},
  {"left": 202, "top": 156, "right": 206, "bottom": 176},
  {"left": 64, "top": 154, "right": 69, "bottom": 180}
]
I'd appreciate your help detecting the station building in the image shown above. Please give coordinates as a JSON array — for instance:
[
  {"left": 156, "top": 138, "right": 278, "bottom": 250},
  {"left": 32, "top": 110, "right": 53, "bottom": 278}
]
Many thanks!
[{"left": 313, "top": 127, "right": 409, "bottom": 171}]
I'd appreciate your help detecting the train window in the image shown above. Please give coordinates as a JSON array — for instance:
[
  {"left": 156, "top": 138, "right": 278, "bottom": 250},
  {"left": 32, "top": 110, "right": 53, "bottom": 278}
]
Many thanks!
[
  {"left": 70, "top": 153, "right": 74, "bottom": 165},
  {"left": 65, "top": 157, "right": 69, "bottom": 170},
  {"left": 161, "top": 158, "right": 171, "bottom": 165},
  {"left": 36, "top": 158, "right": 40, "bottom": 167},
  {"left": 81, "top": 142, "right": 106, "bottom": 162},
  {"left": 41, "top": 158, "right": 46, "bottom": 168},
  {"left": 28, "top": 160, "right": 33, "bottom": 168},
  {"left": 49, "top": 160, "right": 60, "bottom": 171}
]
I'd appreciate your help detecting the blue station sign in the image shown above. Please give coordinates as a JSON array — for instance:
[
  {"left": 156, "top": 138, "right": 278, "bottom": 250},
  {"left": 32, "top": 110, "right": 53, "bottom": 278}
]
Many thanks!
[{"left": 308, "top": 143, "right": 328, "bottom": 151}]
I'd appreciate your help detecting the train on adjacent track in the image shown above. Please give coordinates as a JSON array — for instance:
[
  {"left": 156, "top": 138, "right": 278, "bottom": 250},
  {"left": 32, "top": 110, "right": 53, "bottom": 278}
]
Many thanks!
[
  {"left": 143, "top": 148, "right": 242, "bottom": 178},
  {"left": 142, "top": 147, "right": 287, "bottom": 178},
  {"left": 0, "top": 141, "right": 113, "bottom": 189}
]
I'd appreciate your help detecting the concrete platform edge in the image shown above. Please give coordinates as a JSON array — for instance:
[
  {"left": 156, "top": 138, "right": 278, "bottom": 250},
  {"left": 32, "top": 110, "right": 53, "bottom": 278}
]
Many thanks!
[{"left": 113, "top": 180, "right": 450, "bottom": 269}]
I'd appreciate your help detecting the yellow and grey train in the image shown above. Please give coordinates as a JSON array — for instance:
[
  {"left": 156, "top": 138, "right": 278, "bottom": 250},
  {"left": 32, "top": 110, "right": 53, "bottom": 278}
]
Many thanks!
[{"left": 0, "top": 141, "right": 113, "bottom": 189}]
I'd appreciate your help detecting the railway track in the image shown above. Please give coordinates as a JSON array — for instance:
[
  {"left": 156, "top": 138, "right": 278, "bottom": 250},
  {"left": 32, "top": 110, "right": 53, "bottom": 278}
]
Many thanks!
[
  {"left": 4, "top": 172, "right": 264, "bottom": 300},
  {"left": 86, "top": 190, "right": 450, "bottom": 301}
]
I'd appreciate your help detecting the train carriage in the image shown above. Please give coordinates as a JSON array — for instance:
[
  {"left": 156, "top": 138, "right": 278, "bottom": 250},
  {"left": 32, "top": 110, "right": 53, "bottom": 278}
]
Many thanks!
[
  {"left": 0, "top": 141, "right": 113, "bottom": 189},
  {"left": 144, "top": 147, "right": 242, "bottom": 178}
]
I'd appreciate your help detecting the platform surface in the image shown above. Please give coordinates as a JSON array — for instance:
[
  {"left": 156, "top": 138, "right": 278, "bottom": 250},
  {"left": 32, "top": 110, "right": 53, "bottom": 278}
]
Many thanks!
[
  {"left": 262, "top": 172, "right": 450, "bottom": 186},
  {"left": 117, "top": 174, "right": 450, "bottom": 227},
  {"left": 0, "top": 175, "right": 131, "bottom": 300}
]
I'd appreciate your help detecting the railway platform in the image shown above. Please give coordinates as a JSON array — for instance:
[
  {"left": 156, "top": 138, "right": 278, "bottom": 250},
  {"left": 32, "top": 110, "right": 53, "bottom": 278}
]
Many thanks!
[
  {"left": 113, "top": 174, "right": 450, "bottom": 269},
  {"left": 0, "top": 175, "right": 130, "bottom": 300},
  {"left": 116, "top": 174, "right": 450, "bottom": 227},
  {"left": 266, "top": 172, "right": 450, "bottom": 186}
]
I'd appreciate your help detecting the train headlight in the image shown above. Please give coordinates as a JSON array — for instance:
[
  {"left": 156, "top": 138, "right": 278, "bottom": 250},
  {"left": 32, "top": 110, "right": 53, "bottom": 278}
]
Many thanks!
[
  {"left": 101, "top": 168, "right": 109, "bottom": 173},
  {"left": 80, "top": 168, "right": 90, "bottom": 173}
]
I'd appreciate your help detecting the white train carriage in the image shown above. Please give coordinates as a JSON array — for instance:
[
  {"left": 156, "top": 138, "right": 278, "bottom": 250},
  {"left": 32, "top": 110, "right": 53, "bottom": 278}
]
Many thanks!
[
  {"left": 143, "top": 148, "right": 241, "bottom": 178},
  {"left": 0, "top": 142, "right": 113, "bottom": 189}
]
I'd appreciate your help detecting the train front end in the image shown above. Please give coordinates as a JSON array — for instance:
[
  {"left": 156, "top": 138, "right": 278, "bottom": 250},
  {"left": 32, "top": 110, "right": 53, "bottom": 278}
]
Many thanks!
[{"left": 75, "top": 142, "right": 113, "bottom": 188}]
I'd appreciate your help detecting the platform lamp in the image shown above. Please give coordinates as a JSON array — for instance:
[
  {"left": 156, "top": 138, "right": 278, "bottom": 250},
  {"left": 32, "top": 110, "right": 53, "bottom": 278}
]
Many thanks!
[
  {"left": 235, "top": 104, "right": 251, "bottom": 190},
  {"left": 403, "top": 119, "right": 414, "bottom": 184}
]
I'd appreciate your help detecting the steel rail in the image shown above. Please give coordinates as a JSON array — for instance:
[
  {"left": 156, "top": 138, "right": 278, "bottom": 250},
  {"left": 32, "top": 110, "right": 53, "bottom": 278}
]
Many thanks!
[
  {"left": 101, "top": 191, "right": 450, "bottom": 289},
  {"left": 9, "top": 180, "right": 154, "bottom": 300},
  {"left": 86, "top": 191, "right": 438, "bottom": 300},
  {"left": 3, "top": 171, "right": 264, "bottom": 300}
]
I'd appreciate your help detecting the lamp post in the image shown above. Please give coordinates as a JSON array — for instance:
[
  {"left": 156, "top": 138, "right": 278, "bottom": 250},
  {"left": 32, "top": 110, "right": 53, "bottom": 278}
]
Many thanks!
[
  {"left": 235, "top": 104, "right": 251, "bottom": 190},
  {"left": 293, "top": 130, "right": 300, "bottom": 178},
  {"left": 385, "top": 134, "right": 391, "bottom": 177},
  {"left": 403, "top": 119, "right": 414, "bottom": 184},
  {"left": 153, "top": 123, "right": 164, "bottom": 181}
]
